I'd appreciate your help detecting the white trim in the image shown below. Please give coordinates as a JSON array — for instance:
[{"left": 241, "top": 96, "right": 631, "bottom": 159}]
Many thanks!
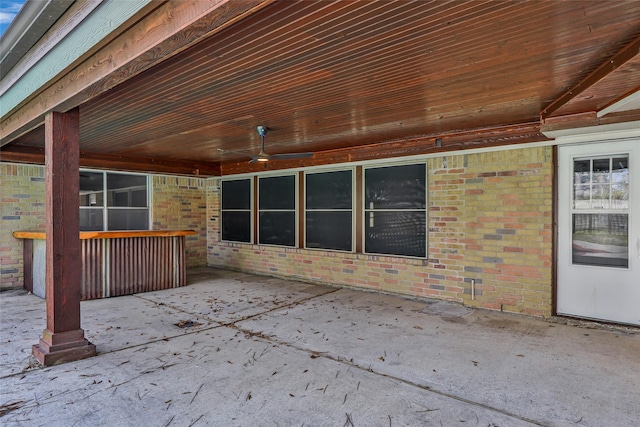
[
  {"left": 542, "top": 120, "right": 640, "bottom": 142},
  {"left": 78, "top": 168, "right": 151, "bottom": 231},
  {"left": 597, "top": 89, "right": 640, "bottom": 118},
  {"left": 557, "top": 140, "right": 639, "bottom": 325}
]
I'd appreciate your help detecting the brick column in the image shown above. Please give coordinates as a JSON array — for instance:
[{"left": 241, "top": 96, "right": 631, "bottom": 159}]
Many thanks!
[{"left": 32, "top": 109, "right": 96, "bottom": 366}]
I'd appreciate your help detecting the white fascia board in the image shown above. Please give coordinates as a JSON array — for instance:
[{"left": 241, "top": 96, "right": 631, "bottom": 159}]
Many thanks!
[
  {"left": 598, "top": 89, "right": 640, "bottom": 118},
  {"left": 542, "top": 120, "right": 640, "bottom": 144},
  {"left": 0, "top": 0, "right": 152, "bottom": 119}
]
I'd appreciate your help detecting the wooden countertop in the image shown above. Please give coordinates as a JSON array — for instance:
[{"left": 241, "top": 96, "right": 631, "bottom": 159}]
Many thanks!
[{"left": 13, "top": 230, "right": 197, "bottom": 240}]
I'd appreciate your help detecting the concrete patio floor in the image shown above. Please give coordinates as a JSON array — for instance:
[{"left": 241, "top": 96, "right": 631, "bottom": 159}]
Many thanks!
[{"left": 1, "top": 267, "right": 639, "bottom": 426}]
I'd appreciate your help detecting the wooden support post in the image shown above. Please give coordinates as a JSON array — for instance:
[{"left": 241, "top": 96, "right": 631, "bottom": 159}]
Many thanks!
[{"left": 32, "top": 109, "right": 96, "bottom": 366}]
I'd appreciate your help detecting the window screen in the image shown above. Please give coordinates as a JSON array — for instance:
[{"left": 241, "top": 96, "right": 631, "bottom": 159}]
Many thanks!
[
  {"left": 305, "top": 170, "right": 353, "bottom": 251},
  {"left": 364, "top": 163, "right": 426, "bottom": 257},
  {"left": 259, "top": 175, "right": 296, "bottom": 246},
  {"left": 221, "top": 179, "right": 252, "bottom": 243}
]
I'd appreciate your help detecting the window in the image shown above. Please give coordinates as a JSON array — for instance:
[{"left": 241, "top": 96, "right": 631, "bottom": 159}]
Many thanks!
[
  {"left": 305, "top": 169, "right": 353, "bottom": 251},
  {"left": 572, "top": 156, "right": 629, "bottom": 268},
  {"left": 364, "top": 163, "right": 427, "bottom": 257},
  {"left": 259, "top": 175, "right": 296, "bottom": 246},
  {"left": 79, "top": 171, "right": 149, "bottom": 231},
  {"left": 221, "top": 178, "right": 252, "bottom": 243}
]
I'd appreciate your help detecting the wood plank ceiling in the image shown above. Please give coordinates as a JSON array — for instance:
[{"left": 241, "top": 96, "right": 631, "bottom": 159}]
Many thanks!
[{"left": 3, "top": 0, "right": 640, "bottom": 176}]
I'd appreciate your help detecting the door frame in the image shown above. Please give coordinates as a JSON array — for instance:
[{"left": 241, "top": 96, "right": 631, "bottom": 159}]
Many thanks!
[{"left": 555, "top": 136, "right": 639, "bottom": 325}]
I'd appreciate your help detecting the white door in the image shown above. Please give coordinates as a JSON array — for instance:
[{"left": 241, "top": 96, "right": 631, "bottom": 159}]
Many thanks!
[{"left": 558, "top": 140, "right": 640, "bottom": 326}]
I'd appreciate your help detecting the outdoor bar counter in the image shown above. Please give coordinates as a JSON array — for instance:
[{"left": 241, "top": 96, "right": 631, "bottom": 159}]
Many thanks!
[{"left": 13, "top": 230, "right": 196, "bottom": 300}]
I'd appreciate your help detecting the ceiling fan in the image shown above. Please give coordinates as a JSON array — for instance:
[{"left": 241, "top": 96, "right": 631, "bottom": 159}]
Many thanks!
[{"left": 220, "top": 126, "right": 314, "bottom": 164}]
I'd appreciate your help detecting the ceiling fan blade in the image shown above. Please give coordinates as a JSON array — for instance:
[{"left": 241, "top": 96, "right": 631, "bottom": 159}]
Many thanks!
[
  {"left": 268, "top": 152, "right": 315, "bottom": 160},
  {"left": 230, "top": 126, "right": 315, "bottom": 164}
]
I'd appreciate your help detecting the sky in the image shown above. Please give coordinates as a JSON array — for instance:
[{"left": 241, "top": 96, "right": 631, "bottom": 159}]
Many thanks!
[{"left": 0, "top": 0, "right": 26, "bottom": 37}]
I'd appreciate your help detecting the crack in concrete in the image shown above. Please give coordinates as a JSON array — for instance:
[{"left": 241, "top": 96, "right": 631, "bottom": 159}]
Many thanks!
[
  {"left": 227, "top": 322, "right": 547, "bottom": 427},
  {"left": 139, "top": 286, "right": 546, "bottom": 426},
  {"left": 8, "top": 287, "right": 546, "bottom": 425}
]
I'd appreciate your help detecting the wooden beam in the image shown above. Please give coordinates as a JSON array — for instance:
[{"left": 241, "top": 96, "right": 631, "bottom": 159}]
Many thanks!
[
  {"left": 1, "top": 0, "right": 273, "bottom": 145},
  {"left": 0, "top": 145, "right": 44, "bottom": 163},
  {"left": 33, "top": 108, "right": 96, "bottom": 366},
  {"left": 78, "top": 151, "right": 221, "bottom": 177},
  {"left": 221, "top": 122, "right": 549, "bottom": 175},
  {"left": 0, "top": 145, "right": 221, "bottom": 176},
  {"left": 541, "top": 34, "right": 640, "bottom": 121},
  {"left": 14, "top": 229, "right": 197, "bottom": 240},
  {"left": 540, "top": 109, "right": 640, "bottom": 135}
]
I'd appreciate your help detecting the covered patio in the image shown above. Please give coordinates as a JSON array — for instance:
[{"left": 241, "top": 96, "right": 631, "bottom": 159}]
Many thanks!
[
  {"left": 1, "top": 0, "right": 640, "bottom": 382},
  {"left": 2, "top": 268, "right": 639, "bottom": 426}
]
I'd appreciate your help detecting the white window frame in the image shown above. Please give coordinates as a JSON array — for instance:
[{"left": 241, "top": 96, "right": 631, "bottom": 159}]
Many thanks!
[{"left": 79, "top": 169, "right": 150, "bottom": 231}]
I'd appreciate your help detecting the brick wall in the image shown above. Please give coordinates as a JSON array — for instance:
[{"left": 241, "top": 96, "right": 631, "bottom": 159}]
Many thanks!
[
  {"left": 206, "top": 179, "right": 221, "bottom": 265},
  {"left": 427, "top": 147, "right": 553, "bottom": 316},
  {"left": 207, "top": 146, "right": 554, "bottom": 317},
  {"left": 152, "top": 175, "right": 208, "bottom": 268},
  {"left": 2, "top": 146, "right": 553, "bottom": 316},
  {"left": 0, "top": 164, "right": 46, "bottom": 289}
]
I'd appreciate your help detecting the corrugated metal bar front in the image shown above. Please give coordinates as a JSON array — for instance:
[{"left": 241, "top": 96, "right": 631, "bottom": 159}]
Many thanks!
[
  {"left": 107, "top": 236, "right": 183, "bottom": 297},
  {"left": 110, "top": 237, "right": 145, "bottom": 297},
  {"left": 147, "top": 236, "right": 175, "bottom": 292},
  {"left": 14, "top": 232, "right": 192, "bottom": 301},
  {"left": 81, "top": 238, "right": 104, "bottom": 300},
  {"left": 176, "top": 236, "right": 187, "bottom": 287}
]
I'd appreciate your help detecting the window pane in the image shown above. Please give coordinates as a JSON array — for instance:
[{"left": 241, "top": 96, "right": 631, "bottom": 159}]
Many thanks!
[
  {"left": 260, "top": 176, "right": 295, "bottom": 210},
  {"left": 592, "top": 158, "right": 610, "bottom": 183},
  {"left": 259, "top": 212, "right": 295, "bottom": 246},
  {"left": 612, "top": 157, "right": 629, "bottom": 209},
  {"left": 365, "top": 164, "right": 426, "bottom": 209},
  {"left": 107, "top": 174, "right": 147, "bottom": 207},
  {"left": 80, "top": 208, "right": 103, "bottom": 231},
  {"left": 306, "top": 211, "right": 352, "bottom": 251},
  {"left": 222, "top": 179, "right": 251, "bottom": 210},
  {"left": 222, "top": 211, "right": 251, "bottom": 243},
  {"left": 572, "top": 213, "right": 628, "bottom": 268},
  {"left": 108, "top": 209, "right": 149, "bottom": 230},
  {"left": 573, "top": 159, "right": 590, "bottom": 176},
  {"left": 365, "top": 211, "right": 426, "bottom": 257},
  {"left": 306, "top": 170, "right": 352, "bottom": 209},
  {"left": 611, "top": 184, "right": 629, "bottom": 209},
  {"left": 573, "top": 184, "right": 590, "bottom": 209},
  {"left": 80, "top": 172, "right": 103, "bottom": 207},
  {"left": 591, "top": 184, "right": 610, "bottom": 209}
]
